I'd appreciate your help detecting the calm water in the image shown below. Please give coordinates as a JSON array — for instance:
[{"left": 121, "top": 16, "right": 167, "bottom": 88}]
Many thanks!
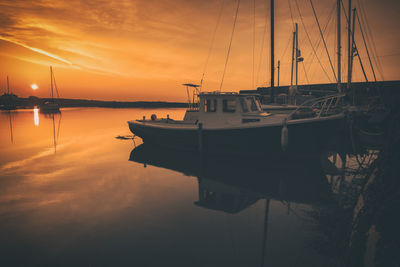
[{"left": 0, "top": 108, "right": 342, "bottom": 266}]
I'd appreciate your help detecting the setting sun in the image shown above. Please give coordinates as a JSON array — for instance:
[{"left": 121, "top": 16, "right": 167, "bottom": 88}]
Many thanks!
[{"left": 31, "top": 84, "right": 38, "bottom": 90}]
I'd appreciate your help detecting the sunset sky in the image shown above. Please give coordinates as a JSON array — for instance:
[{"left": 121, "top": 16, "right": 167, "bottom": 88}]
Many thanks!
[{"left": 0, "top": 0, "right": 399, "bottom": 101}]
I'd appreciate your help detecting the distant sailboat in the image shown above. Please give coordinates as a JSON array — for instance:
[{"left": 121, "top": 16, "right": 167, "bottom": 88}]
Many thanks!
[
  {"left": 40, "top": 66, "right": 60, "bottom": 114},
  {"left": 0, "top": 76, "right": 17, "bottom": 110}
]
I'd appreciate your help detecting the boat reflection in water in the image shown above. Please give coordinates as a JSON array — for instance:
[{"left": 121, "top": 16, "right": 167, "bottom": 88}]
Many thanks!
[
  {"left": 130, "top": 144, "right": 333, "bottom": 212},
  {"left": 130, "top": 144, "right": 335, "bottom": 265}
]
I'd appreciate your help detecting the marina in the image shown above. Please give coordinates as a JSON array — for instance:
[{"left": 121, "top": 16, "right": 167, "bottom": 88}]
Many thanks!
[{"left": 0, "top": 0, "right": 399, "bottom": 266}]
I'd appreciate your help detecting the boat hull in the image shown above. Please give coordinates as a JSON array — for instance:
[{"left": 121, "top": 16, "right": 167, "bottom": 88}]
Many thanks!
[{"left": 128, "top": 114, "right": 345, "bottom": 155}]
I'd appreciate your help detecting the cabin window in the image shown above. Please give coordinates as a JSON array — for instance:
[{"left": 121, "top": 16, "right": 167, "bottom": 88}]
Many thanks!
[
  {"left": 223, "top": 99, "right": 236, "bottom": 113},
  {"left": 205, "top": 99, "right": 217, "bottom": 112},
  {"left": 239, "top": 98, "right": 248, "bottom": 112},
  {"left": 247, "top": 97, "right": 260, "bottom": 112}
]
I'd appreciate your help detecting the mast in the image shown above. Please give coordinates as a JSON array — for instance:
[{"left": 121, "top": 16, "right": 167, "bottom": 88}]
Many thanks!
[
  {"left": 350, "top": 8, "right": 356, "bottom": 104},
  {"left": 7, "top": 76, "right": 10, "bottom": 94},
  {"left": 295, "top": 23, "right": 299, "bottom": 87},
  {"left": 270, "top": 0, "right": 275, "bottom": 101},
  {"left": 337, "top": 0, "right": 341, "bottom": 92},
  {"left": 347, "top": 0, "right": 352, "bottom": 90},
  {"left": 50, "top": 66, "right": 54, "bottom": 100},
  {"left": 290, "top": 28, "right": 295, "bottom": 87},
  {"left": 350, "top": 8, "right": 356, "bottom": 83},
  {"left": 277, "top": 60, "right": 280, "bottom": 87}
]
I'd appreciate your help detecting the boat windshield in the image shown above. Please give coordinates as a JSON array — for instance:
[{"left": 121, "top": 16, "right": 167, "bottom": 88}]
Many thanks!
[
  {"left": 223, "top": 99, "right": 236, "bottom": 113},
  {"left": 247, "top": 97, "right": 261, "bottom": 112},
  {"left": 239, "top": 98, "right": 249, "bottom": 112}
]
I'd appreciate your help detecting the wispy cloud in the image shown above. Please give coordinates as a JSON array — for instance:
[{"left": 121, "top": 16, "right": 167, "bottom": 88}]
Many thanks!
[{"left": 0, "top": 36, "right": 73, "bottom": 65}]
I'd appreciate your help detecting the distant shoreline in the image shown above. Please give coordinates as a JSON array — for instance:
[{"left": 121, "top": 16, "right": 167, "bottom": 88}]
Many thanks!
[{"left": 0, "top": 96, "right": 188, "bottom": 109}]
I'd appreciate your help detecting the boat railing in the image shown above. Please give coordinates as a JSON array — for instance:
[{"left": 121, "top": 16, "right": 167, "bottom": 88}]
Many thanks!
[
  {"left": 187, "top": 103, "right": 200, "bottom": 111},
  {"left": 287, "top": 93, "right": 346, "bottom": 120}
]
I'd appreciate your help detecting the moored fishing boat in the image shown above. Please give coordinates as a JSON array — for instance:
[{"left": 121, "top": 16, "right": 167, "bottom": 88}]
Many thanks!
[{"left": 128, "top": 92, "right": 345, "bottom": 155}]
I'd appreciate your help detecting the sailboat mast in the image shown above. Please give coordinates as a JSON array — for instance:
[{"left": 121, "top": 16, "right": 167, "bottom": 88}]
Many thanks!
[
  {"left": 350, "top": 9, "right": 356, "bottom": 84},
  {"left": 350, "top": 8, "right": 356, "bottom": 104},
  {"left": 270, "top": 0, "right": 275, "bottom": 100},
  {"left": 50, "top": 66, "right": 54, "bottom": 100},
  {"left": 7, "top": 76, "right": 10, "bottom": 94},
  {"left": 291, "top": 29, "right": 295, "bottom": 87},
  {"left": 295, "top": 23, "right": 299, "bottom": 87},
  {"left": 277, "top": 60, "right": 280, "bottom": 87},
  {"left": 337, "top": 0, "right": 341, "bottom": 92},
  {"left": 347, "top": 0, "right": 352, "bottom": 90}
]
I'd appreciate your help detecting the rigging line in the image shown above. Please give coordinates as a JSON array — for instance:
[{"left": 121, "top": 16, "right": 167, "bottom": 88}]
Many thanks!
[
  {"left": 354, "top": 42, "right": 369, "bottom": 82},
  {"left": 288, "top": 0, "right": 295, "bottom": 28},
  {"left": 355, "top": 1, "right": 376, "bottom": 79},
  {"left": 309, "top": 0, "right": 337, "bottom": 81},
  {"left": 341, "top": 0, "right": 376, "bottom": 82},
  {"left": 200, "top": 0, "right": 226, "bottom": 91},
  {"left": 306, "top": 2, "right": 335, "bottom": 77},
  {"left": 294, "top": 0, "right": 332, "bottom": 82},
  {"left": 356, "top": 13, "right": 376, "bottom": 81},
  {"left": 279, "top": 34, "right": 293, "bottom": 65},
  {"left": 219, "top": 0, "right": 241, "bottom": 91},
  {"left": 358, "top": 0, "right": 384, "bottom": 79},
  {"left": 52, "top": 71, "right": 60, "bottom": 98},
  {"left": 340, "top": 0, "right": 376, "bottom": 82},
  {"left": 252, "top": 0, "right": 256, "bottom": 89},
  {"left": 302, "top": 61, "right": 310, "bottom": 84},
  {"left": 256, "top": 4, "right": 268, "bottom": 87}
]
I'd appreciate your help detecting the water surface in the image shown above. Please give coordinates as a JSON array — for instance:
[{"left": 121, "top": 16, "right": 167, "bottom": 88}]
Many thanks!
[{"left": 0, "top": 108, "right": 341, "bottom": 266}]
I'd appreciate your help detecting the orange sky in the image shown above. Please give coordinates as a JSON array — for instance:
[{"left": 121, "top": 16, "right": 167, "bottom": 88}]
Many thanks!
[{"left": 0, "top": 0, "right": 399, "bottom": 101}]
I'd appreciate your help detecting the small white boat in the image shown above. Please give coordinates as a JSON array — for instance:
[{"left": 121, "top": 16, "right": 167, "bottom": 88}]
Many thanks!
[{"left": 128, "top": 92, "right": 345, "bottom": 155}]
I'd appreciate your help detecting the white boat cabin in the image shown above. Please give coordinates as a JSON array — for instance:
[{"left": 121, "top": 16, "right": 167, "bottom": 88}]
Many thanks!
[{"left": 183, "top": 92, "right": 271, "bottom": 126}]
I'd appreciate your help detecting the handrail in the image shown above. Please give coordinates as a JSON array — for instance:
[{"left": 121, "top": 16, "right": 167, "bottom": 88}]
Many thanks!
[{"left": 287, "top": 93, "right": 346, "bottom": 120}]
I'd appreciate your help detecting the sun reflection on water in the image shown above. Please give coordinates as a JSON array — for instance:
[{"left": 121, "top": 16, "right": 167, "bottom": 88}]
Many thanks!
[{"left": 34, "top": 107, "right": 39, "bottom": 126}]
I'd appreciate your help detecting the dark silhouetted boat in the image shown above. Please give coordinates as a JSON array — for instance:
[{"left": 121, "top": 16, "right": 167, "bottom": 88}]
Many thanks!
[
  {"left": 0, "top": 76, "right": 17, "bottom": 110},
  {"left": 40, "top": 66, "right": 60, "bottom": 114}
]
